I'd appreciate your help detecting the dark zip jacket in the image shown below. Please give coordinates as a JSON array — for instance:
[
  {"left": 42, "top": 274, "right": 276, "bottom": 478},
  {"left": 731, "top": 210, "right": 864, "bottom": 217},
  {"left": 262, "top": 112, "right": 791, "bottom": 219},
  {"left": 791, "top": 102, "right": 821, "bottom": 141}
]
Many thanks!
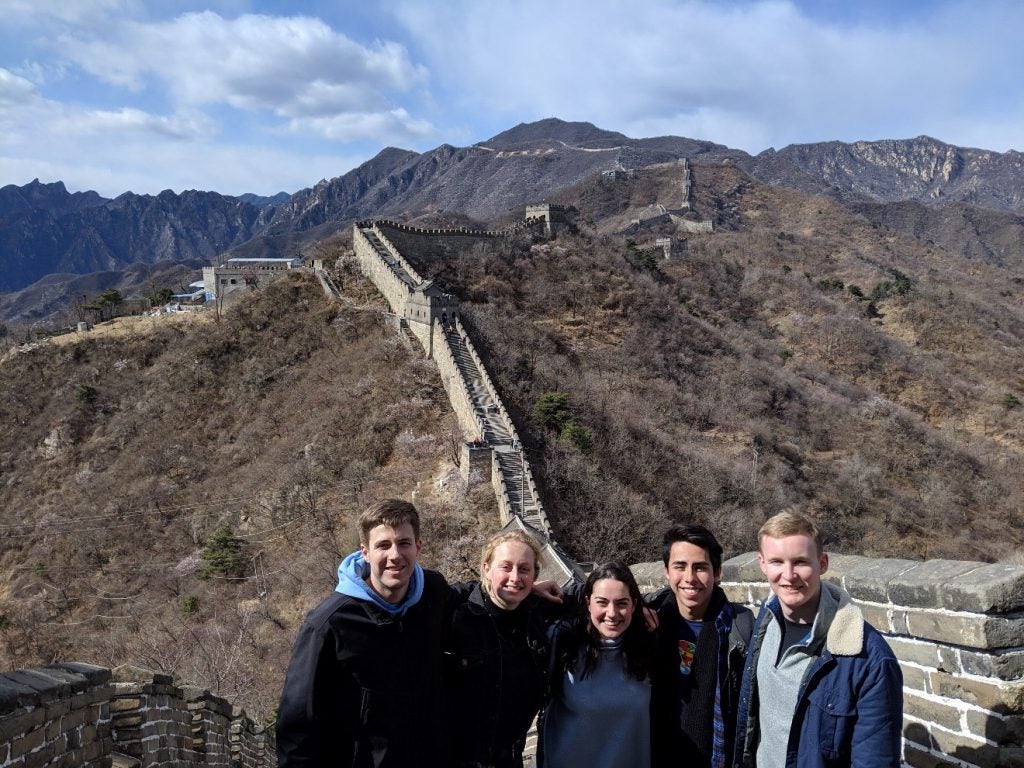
[
  {"left": 276, "top": 569, "right": 450, "bottom": 768},
  {"left": 648, "top": 586, "right": 753, "bottom": 768},
  {"left": 443, "top": 582, "right": 557, "bottom": 767}
]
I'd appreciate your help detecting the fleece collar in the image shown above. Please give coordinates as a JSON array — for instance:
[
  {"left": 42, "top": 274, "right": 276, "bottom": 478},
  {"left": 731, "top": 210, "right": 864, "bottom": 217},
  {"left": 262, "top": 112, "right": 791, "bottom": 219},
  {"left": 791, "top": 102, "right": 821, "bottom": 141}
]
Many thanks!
[
  {"left": 820, "top": 581, "right": 864, "bottom": 657},
  {"left": 766, "top": 580, "right": 864, "bottom": 657}
]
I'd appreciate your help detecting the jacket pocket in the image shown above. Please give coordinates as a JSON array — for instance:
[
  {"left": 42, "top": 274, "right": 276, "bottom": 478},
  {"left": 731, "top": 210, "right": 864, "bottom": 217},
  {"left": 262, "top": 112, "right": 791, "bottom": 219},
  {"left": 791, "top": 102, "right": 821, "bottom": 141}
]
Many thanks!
[{"left": 809, "top": 689, "right": 856, "bottom": 762}]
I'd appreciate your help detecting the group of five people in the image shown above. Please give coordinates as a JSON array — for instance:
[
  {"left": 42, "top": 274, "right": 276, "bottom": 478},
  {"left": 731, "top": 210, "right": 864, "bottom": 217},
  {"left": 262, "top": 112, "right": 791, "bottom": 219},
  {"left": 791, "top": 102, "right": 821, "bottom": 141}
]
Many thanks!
[{"left": 275, "top": 499, "right": 903, "bottom": 768}]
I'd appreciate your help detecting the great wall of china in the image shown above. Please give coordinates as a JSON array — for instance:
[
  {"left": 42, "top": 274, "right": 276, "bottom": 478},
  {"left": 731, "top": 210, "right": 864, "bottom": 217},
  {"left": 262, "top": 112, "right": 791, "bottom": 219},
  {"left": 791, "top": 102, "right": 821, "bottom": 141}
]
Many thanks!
[{"left": 1, "top": 164, "right": 1022, "bottom": 767}]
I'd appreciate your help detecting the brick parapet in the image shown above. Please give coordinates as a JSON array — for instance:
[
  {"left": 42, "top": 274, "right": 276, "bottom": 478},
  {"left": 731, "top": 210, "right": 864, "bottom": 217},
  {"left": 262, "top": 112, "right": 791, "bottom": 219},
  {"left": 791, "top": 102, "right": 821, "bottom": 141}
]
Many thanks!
[
  {"left": 366, "top": 218, "right": 544, "bottom": 240},
  {"left": 366, "top": 223, "right": 425, "bottom": 285},
  {"left": 352, "top": 225, "right": 413, "bottom": 315},
  {"left": 0, "top": 664, "right": 273, "bottom": 768},
  {"left": 430, "top": 321, "right": 484, "bottom": 440},
  {"left": 714, "top": 552, "right": 1024, "bottom": 768}
]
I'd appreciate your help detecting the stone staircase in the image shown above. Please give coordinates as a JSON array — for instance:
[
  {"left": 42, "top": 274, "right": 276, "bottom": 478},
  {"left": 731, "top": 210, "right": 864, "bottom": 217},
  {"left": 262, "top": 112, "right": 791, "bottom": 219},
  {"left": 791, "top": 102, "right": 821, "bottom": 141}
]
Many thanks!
[
  {"left": 360, "top": 227, "right": 418, "bottom": 288},
  {"left": 443, "top": 326, "right": 545, "bottom": 527}
]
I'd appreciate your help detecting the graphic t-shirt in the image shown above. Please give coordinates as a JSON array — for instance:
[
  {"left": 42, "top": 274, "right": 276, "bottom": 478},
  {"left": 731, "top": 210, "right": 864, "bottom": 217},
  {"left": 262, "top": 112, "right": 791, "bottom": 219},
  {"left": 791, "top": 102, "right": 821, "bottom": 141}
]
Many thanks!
[{"left": 678, "top": 618, "right": 703, "bottom": 678}]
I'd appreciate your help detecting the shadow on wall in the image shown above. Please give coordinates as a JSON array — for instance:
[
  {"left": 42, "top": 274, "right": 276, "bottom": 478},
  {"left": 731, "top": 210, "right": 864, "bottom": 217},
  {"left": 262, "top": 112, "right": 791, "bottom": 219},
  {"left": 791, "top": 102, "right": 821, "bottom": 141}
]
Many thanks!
[{"left": 904, "top": 707, "right": 1024, "bottom": 767}]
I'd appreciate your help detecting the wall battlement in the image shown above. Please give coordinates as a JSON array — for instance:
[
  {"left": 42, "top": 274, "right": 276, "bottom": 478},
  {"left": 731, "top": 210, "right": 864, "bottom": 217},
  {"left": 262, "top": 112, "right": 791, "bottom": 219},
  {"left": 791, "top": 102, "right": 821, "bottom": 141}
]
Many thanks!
[
  {"left": 631, "top": 553, "right": 1024, "bottom": 768},
  {"left": 356, "top": 218, "right": 545, "bottom": 240},
  {"left": 0, "top": 663, "right": 273, "bottom": 768}
]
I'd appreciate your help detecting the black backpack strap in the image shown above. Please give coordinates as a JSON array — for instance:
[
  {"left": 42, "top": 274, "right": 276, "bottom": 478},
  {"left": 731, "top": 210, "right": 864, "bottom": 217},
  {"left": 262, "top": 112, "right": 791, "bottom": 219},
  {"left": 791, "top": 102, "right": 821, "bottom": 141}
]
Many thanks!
[{"left": 729, "top": 605, "right": 754, "bottom": 651}]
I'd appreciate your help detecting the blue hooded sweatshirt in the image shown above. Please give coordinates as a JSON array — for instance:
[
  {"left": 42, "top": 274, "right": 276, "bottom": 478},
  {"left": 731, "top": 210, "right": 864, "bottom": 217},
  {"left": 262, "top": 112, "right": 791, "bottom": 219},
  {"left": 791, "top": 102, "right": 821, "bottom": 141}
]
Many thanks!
[{"left": 335, "top": 550, "right": 425, "bottom": 616}]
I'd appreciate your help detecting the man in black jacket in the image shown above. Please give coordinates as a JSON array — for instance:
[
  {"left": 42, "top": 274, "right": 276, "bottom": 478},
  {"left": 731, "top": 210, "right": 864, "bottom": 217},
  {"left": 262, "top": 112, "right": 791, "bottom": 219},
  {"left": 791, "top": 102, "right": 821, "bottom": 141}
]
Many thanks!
[
  {"left": 276, "top": 499, "right": 449, "bottom": 767},
  {"left": 649, "top": 525, "right": 753, "bottom": 768}
]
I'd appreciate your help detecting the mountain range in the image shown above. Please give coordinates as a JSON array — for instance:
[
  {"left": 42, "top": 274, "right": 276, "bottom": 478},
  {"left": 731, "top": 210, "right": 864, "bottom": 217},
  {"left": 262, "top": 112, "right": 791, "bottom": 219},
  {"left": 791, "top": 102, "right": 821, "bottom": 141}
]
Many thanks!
[{"left": 2, "top": 118, "right": 1023, "bottom": 324}]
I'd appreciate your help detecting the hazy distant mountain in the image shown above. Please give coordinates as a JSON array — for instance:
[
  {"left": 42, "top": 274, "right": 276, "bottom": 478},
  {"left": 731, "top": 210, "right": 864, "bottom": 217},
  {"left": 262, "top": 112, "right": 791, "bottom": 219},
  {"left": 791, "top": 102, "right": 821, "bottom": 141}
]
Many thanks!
[
  {"left": 3, "top": 118, "right": 1024, "bottom": 324},
  {"left": 236, "top": 191, "right": 293, "bottom": 207},
  {"left": 755, "top": 136, "right": 1024, "bottom": 214},
  {"left": 0, "top": 181, "right": 271, "bottom": 294}
]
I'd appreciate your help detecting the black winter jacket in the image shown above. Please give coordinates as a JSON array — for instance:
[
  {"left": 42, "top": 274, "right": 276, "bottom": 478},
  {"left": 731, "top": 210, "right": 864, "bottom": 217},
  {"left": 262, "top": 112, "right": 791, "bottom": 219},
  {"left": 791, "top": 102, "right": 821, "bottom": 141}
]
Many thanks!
[
  {"left": 443, "top": 583, "right": 559, "bottom": 768},
  {"left": 648, "top": 586, "right": 753, "bottom": 768},
  {"left": 276, "top": 569, "right": 450, "bottom": 768}
]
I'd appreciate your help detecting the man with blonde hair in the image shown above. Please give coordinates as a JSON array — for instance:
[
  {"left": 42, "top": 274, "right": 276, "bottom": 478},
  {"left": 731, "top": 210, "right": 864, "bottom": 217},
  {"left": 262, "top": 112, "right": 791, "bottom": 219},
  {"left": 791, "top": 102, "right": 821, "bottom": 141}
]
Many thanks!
[{"left": 733, "top": 510, "right": 902, "bottom": 768}]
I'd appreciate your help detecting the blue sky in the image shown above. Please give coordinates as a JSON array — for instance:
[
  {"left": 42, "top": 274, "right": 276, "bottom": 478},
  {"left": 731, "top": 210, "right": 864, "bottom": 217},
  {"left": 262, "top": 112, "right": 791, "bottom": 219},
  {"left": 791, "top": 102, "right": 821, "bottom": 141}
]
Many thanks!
[{"left": 1, "top": 0, "right": 1021, "bottom": 198}]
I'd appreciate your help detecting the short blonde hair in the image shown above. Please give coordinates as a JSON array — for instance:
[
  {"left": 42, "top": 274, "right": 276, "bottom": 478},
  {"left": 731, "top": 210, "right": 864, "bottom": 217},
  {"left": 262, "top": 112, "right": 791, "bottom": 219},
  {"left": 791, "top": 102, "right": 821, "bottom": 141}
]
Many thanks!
[
  {"left": 758, "top": 509, "right": 824, "bottom": 555},
  {"left": 480, "top": 530, "right": 543, "bottom": 587}
]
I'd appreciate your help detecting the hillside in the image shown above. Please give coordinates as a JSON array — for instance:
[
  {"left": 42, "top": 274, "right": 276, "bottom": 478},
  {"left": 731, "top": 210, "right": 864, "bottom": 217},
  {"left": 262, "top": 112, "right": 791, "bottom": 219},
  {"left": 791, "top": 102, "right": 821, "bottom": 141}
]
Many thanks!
[
  {"left": 396, "top": 162, "right": 1024, "bottom": 565},
  {"left": 0, "top": 269, "right": 498, "bottom": 718}
]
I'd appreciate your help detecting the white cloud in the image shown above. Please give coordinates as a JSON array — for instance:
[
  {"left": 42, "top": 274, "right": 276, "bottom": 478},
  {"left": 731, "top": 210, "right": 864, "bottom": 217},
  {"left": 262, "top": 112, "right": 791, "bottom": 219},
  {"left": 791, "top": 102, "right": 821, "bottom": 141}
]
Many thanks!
[
  {"left": 56, "top": 10, "right": 434, "bottom": 142},
  {"left": 55, "top": 107, "right": 219, "bottom": 140},
  {"left": 283, "top": 108, "right": 436, "bottom": 144},
  {"left": 395, "top": 0, "right": 1024, "bottom": 153},
  {"left": 0, "top": 0, "right": 137, "bottom": 26},
  {"left": 0, "top": 67, "right": 37, "bottom": 105}
]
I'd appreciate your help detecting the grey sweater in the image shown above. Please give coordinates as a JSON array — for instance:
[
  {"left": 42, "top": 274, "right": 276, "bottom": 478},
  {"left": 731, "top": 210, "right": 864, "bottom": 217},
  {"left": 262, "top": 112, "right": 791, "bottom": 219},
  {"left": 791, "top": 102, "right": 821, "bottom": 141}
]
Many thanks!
[
  {"left": 540, "top": 639, "right": 651, "bottom": 768},
  {"left": 754, "top": 585, "right": 839, "bottom": 768}
]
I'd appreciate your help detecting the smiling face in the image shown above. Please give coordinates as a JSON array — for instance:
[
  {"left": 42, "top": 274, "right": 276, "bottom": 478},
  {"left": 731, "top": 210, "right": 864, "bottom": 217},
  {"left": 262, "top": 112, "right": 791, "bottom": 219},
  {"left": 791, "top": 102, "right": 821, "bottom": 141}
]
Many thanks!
[
  {"left": 360, "top": 522, "right": 422, "bottom": 604},
  {"left": 587, "top": 577, "right": 635, "bottom": 640},
  {"left": 664, "top": 541, "right": 720, "bottom": 621},
  {"left": 482, "top": 540, "right": 537, "bottom": 610},
  {"left": 758, "top": 533, "right": 829, "bottom": 624}
]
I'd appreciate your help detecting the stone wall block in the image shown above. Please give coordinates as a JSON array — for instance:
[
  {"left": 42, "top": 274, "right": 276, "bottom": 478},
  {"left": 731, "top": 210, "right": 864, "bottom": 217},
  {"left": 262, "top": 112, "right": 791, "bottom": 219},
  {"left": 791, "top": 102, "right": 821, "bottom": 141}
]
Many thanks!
[
  {"left": 890, "top": 607, "right": 910, "bottom": 636},
  {"left": 111, "top": 666, "right": 171, "bottom": 686},
  {"left": 0, "top": 707, "right": 45, "bottom": 743},
  {"left": 857, "top": 602, "right": 892, "bottom": 634},
  {"left": 819, "top": 553, "right": 870, "bottom": 585},
  {"left": 929, "top": 670, "right": 1024, "bottom": 713},
  {"left": 900, "top": 663, "right": 931, "bottom": 693},
  {"left": 44, "top": 698, "right": 71, "bottom": 719},
  {"left": 887, "top": 637, "right": 943, "bottom": 668},
  {"left": 720, "top": 584, "right": 750, "bottom": 605},
  {"left": 10, "top": 724, "right": 46, "bottom": 757},
  {"left": 928, "top": 726, "right": 1004, "bottom": 768},
  {"left": 837, "top": 557, "right": 919, "bottom": 604},
  {"left": 959, "top": 648, "right": 1024, "bottom": 681},
  {"left": 937, "top": 647, "right": 960, "bottom": 675},
  {"left": 3, "top": 670, "right": 69, "bottom": 703},
  {"left": 110, "top": 697, "right": 141, "bottom": 712},
  {"left": 940, "top": 563, "right": 1024, "bottom": 613},
  {"left": 903, "top": 692, "right": 962, "bottom": 731},
  {"left": 721, "top": 553, "right": 760, "bottom": 582},
  {"left": 631, "top": 563, "right": 665, "bottom": 593},
  {"left": 905, "top": 610, "right": 1024, "bottom": 649},
  {"left": 889, "top": 560, "right": 980, "bottom": 609},
  {"left": 48, "top": 662, "right": 111, "bottom": 687}
]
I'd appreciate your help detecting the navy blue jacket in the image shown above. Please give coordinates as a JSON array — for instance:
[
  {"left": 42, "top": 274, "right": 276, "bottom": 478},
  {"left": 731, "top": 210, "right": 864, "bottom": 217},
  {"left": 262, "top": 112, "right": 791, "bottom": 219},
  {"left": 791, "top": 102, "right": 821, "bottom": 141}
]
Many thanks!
[
  {"left": 733, "top": 582, "right": 903, "bottom": 768},
  {"left": 276, "top": 569, "right": 450, "bottom": 768}
]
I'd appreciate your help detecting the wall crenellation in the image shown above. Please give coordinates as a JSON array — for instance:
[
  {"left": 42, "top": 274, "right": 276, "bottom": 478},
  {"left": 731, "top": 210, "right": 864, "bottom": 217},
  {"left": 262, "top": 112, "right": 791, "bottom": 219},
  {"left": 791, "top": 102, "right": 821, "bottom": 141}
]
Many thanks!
[{"left": 0, "top": 663, "right": 273, "bottom": 768}]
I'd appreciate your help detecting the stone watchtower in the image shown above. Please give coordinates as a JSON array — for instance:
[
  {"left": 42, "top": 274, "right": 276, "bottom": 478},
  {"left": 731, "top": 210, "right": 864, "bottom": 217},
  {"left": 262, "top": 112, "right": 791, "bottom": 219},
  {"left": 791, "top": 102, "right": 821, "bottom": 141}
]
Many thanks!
[
  {"left": 404, "top": 280, "right": 459, "bottom": 356},
  {"left": 524, "top": 203, "right": 569, "bottom": 238}
]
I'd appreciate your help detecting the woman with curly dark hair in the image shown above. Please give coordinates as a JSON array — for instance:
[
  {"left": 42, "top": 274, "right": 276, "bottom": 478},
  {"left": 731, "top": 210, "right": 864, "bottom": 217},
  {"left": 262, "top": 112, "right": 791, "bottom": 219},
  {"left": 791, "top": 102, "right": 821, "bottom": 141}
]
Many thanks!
[{"left": 539, "top": 561, "right": 656, "bottom": 768}]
